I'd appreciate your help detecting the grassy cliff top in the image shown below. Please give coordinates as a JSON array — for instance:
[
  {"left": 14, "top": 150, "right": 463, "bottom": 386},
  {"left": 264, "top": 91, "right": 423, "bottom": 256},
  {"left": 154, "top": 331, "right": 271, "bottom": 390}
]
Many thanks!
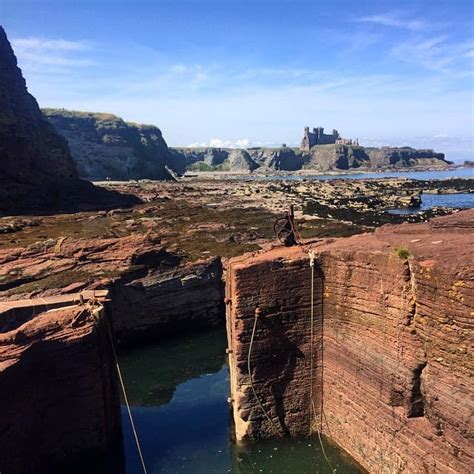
[
  {"left": 42, "top": 108, "right": 120, "bottom": 122},
  {"left": 42, "top": 108, "right": 160, "bottom": 131}
]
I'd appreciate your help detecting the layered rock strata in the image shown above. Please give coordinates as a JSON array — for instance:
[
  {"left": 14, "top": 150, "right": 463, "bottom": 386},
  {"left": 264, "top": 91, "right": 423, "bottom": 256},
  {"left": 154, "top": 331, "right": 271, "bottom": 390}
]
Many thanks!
[
  {"left": 226, "top": 210, "right": 473, "bottom": 473},
  {"left": 43, "top": 109, "right": 175, "bottom": 181},
  {"left": 110, "top": 257, "right": 224, "bottom": 345},
  {"left": 169, "top": 147, "right": 259, "bottom": 173},
  {"left": 0, "top": 233, "right": 225, "bottom": 344},
  {"left": 0, "top": 293, "right": 122, "bottom": 473}
]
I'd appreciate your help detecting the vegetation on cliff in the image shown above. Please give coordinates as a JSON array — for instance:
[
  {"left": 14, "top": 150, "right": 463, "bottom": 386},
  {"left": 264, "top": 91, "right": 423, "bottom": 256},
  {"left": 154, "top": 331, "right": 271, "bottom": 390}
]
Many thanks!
[{"left": 43, "top": 108, "right": 175, "bottom": 181}]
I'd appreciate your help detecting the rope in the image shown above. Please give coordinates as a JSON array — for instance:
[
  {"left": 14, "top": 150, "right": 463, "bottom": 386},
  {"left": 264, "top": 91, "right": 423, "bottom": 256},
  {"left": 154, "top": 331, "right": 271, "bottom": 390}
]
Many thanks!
[
  {"left": 247, "top": 308, "right": 282, "bottom": 437},
  {"left": 101, "top": 305, "right": 148, "bottom": 474},
  {"left": 309, "top": 251, "right": 315, "bottom": 430},
  {"left": 308, "top": 251, "right": 336, "bottom": 473}
]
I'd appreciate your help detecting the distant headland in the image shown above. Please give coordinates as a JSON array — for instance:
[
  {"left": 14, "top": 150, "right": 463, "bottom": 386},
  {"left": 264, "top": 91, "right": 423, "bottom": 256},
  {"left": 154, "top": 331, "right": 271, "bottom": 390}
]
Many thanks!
[{"left": 41, "top": 111, "right": 452, "bottom": 179}]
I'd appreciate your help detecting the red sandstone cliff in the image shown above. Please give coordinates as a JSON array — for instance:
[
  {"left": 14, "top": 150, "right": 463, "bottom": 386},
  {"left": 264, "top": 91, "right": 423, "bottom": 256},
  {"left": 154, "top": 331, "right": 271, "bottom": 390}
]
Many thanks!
[
  {"left": 227, "top": 210, "right": 473, "bottom": 473},
  {"left": 0, "top": 233, "right": 225, "bottom": 343},
  {"left": 0, "top": 296, "right": 122, "bottom": 473}
]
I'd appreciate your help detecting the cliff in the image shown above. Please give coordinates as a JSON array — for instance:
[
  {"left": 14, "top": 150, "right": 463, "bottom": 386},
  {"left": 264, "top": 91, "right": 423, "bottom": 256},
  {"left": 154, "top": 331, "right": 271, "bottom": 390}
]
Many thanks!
[
  {"left": 43, "top": 109, "right": 175, "bottom": 181},
  {"left": 248, "top": 147, "right": 304, "bottom": 171},
  {"left": 302, "top": 144, "right": 369, "bottom": 170},
  {"left": 170, "top": 144, "right": 450, "bottom": 174},
  {"left": 169, "top": 147, "right": 258, "bottom": 173},
  {"left": 111, "top": 257, "right": 224, "bottom": 345},
  {"left": 366, "top": 146, "right": 448, "bottom": 169},
  {"left": 226, "top": 210, "right": 473, "bottom": 473},
  {"left": 0, "top": 26, "right": 74, "bottom": 211},
  {"left": 0, "top": 26, "right": 139, "bottom": 215},
  {"left": 0, "top": 295, "right": 123, "bottom": 473}
]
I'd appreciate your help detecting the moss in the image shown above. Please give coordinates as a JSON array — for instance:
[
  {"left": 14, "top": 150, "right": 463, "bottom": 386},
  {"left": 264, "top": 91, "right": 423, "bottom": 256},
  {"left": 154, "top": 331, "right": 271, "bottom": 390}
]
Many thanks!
[
  {"left": 3, "top": 269, "right": 121, "bottom": 296},
  {"left": 187, "top": 161, "right": 231, "bottom": 172},
  {"left": 188, "top": 162, "right": 213, "bottom": 172}
]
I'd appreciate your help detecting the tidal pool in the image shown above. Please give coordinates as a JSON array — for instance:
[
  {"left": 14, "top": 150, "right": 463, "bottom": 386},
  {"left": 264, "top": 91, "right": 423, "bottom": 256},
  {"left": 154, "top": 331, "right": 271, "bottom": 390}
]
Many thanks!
[
  {"left": 118, "top": 327, "right": 363, "bottom": 473},
  {"left": 387, "top": 192, "right": 474, "bottom": 215}
]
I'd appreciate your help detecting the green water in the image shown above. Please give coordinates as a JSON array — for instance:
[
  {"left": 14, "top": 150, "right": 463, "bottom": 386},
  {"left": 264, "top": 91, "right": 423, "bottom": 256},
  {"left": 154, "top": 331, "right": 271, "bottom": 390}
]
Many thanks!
[{"left": 118, "top": 327, "right": 364, "bottom": 474}]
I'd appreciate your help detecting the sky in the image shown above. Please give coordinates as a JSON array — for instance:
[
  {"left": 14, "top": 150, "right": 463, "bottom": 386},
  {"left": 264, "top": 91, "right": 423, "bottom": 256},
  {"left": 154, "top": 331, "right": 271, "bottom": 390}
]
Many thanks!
[{"left": 2, "top": 0, "right": 473, "bottom": 160}]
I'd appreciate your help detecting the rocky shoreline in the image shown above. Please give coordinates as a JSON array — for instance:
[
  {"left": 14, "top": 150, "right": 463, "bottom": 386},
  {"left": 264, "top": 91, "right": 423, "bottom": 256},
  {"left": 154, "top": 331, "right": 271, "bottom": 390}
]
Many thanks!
[
  {"left": 1, "top": 176, "right": 472, "bottom": 302},
  {"left": 0, "top": 22, "right": 472, "bottom": 474}
]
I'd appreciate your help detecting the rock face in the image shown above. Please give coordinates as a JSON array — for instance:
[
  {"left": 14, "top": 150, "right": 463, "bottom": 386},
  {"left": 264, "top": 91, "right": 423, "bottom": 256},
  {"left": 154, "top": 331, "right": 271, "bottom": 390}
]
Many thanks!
[
  {"left": 227, "top": 210, "right": 473, "bottom": 473},
  {"left": 0, "top": 26, "right": 74, "bottom": 210},
  {"left": 0, "top": 295, "right": 123, "bottom": 473},
  {"left": 0, "top": 231, "right": 225, "bottom": 345},
  {"left": 302, "top": 144, "right": 369, "bottom": 170},
  {"left": 366, "top": 146, "right": 448, "bottom": 169},
  {"left": 110, "top": 257, "right": 225, "bottom": 345},
  {"left": 43, "top": 109, "right": 174, "bottom": 181},
  {"left": 248, "top": 147, "right": 304, "bottom": 171},
  {"left": 170, "top": 144, "right": 450, "bottom": 174},
  {"left": 0, "top": 27, "right": 139, "bottom": 215},
  {"left": 169, "top": 147, "right": 258, "bottom": 173}
]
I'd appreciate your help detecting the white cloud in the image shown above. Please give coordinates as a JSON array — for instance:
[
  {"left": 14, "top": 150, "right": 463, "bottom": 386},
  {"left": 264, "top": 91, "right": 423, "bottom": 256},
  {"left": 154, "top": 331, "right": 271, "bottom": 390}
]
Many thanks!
[
  {"left": 11, "top": 36, "right": 94, "bottom": 72},
  {"left": 235, "top": 138, "right": 251, "bottom": 147},
  {"left": 12, "top": 37, "right": 90, "bottom": 52},
  {"left": 187, "top": 138, "right": 252, "bottom": 148},
  {"left": 391, "top": 35, "right": 474, "bottom": 73},
  {"left": 358, "top": 12, "right": 427, "bottom": 31}
]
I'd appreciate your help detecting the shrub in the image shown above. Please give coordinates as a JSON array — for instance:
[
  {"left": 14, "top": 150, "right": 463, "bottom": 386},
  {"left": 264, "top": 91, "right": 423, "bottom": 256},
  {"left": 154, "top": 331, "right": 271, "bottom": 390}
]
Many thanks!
[{"left": 394, "top": 246, "right": 410, "bottom": 259}]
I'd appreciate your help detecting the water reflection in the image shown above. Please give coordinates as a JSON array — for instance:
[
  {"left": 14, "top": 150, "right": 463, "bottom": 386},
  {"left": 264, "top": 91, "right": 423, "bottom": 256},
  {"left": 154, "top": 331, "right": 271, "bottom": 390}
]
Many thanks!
[{"left": 118, "top": 327, "right": 363, "bottom": 473}]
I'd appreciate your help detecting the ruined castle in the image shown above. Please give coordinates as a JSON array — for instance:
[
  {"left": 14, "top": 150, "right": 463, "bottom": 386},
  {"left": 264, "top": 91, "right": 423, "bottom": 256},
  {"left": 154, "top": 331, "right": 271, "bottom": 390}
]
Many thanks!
[{"left": 300, "top": 126, "right": 358, "bottom": 151}]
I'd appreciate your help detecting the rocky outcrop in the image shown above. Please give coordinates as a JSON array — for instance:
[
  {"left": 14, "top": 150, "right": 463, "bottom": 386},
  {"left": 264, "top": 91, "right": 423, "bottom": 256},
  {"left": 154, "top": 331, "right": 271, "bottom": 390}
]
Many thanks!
[
  {"left": 0, "top": 230, "right": 225, "bottom": 344},
  {"left": 43, "top": 109, "right": 174, "bottom": 181},
  {"left": 0, "top": 26, "right": 138, "bottom": 215},
  {"left": 170, "top": 144, "right": 450, "bottom": 174},
  {"left": 227, "top": 149, "right": 259, "bottom": 171},
  {"left": 302, "top": 144, "right": 369, "bottom": 170},
  {"left": 110, "top": 257, "right": 224, "bottom": 345},
  {"left": 0, "top": 25, "right": 73, "bottom": 211},
  {"left": 227, "top": 210, "right": 473, "bottom": 473},
  {"left": 248, "top": 147, "right": 304, "bottom": 171},
  {"left": 169, "top": 147, "right": 258, "bottom": 173},
  {"left": 366, "top": 146, "right": 448, "bottom": 169},
  {"left": 0, "top": 295, "right": 122, "bottom": 473}
]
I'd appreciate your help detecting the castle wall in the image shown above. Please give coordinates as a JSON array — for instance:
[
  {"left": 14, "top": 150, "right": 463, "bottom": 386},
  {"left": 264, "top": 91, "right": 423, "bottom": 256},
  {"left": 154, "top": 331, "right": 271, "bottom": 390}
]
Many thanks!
[{"left": 300, "top": 126, "right": 337, "bottom": 150}]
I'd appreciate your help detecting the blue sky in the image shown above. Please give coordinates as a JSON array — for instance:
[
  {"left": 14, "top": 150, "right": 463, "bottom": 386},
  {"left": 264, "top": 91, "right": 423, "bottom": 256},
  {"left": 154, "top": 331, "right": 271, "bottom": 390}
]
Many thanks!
[{"left": 2, "top": 0, "right": 473, "bottom": 160}]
